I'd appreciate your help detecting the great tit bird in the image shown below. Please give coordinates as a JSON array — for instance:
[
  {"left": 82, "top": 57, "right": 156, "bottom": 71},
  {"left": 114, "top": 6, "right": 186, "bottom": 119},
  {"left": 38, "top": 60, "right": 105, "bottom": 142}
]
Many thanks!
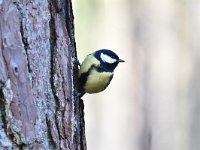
[{"left": 78, "top": 49, "right": 125, "bottom": 97}]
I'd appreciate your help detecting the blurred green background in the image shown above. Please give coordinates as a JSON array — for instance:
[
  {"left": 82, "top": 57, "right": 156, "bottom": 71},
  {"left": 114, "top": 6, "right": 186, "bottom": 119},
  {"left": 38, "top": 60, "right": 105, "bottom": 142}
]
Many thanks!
[{"left": 73, "top": 0, "right": 200, "bottom": 150}]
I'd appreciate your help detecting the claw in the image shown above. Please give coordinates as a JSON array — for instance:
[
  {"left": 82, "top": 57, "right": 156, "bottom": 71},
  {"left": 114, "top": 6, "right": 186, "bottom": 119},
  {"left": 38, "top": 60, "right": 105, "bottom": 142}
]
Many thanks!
[
  {"left": 75, "top": 58, "right": 81, "bottom": 67},
  {"left": 75, "top": 91, "right": 85, "bottom": 98}
]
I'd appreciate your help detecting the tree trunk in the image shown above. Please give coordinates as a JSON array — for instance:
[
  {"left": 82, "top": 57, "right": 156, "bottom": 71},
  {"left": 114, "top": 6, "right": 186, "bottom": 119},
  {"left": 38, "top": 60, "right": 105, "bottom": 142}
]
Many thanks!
[{"left": 0, "top": 0, "right": 86, "bottom": 149}]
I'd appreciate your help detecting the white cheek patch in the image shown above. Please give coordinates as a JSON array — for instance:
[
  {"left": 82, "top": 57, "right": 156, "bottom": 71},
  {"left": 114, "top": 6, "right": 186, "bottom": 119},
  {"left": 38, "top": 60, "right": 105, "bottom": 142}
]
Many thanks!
[{"left": 100, "top": 53, "right": 117, "bottom": 64}]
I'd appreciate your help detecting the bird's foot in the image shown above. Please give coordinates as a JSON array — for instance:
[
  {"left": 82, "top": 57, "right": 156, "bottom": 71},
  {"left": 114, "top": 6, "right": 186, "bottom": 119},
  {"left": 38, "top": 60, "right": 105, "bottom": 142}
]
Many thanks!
[{"left": 74, "top": 57, "right": 81, "bottom": 67}]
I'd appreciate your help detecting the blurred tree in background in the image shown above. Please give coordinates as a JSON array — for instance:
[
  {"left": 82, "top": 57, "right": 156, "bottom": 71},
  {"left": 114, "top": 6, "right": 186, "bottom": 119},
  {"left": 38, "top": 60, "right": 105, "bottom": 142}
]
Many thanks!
[{"left": 74, "top": 0, "right": 200, "bottom": 150}]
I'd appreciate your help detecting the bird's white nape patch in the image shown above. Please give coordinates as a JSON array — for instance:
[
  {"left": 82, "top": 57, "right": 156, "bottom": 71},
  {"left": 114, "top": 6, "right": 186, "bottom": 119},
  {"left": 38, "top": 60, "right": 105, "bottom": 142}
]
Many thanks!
[{"left": 100, "top": 53, "right": 116, "bottom": 64}]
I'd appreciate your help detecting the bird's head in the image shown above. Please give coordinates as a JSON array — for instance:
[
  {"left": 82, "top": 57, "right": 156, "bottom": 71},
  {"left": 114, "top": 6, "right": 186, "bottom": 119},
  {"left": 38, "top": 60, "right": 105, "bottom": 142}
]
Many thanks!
[{"left": 94, "top": 49, "right": 125, "bottom": 72}]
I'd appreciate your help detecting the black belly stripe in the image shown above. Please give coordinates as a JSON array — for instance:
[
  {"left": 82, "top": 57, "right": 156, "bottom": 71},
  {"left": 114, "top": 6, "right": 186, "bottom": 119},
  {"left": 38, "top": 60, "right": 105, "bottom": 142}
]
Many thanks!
[
  {"left": 78, "top": 64, "right": 114, "bottom": 93},
  {"left": 78, "top": 65, "right": 95, "bottom": 93}
]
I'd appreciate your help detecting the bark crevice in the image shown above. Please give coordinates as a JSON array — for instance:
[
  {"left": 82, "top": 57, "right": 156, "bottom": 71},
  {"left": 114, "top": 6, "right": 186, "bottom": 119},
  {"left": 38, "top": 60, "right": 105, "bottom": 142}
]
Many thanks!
[
  {"left": 48, "top": 1, "right": 62, "bottom": 148},
  {"left": 13, "top": 1, "right": 31, "bottom": 73}
]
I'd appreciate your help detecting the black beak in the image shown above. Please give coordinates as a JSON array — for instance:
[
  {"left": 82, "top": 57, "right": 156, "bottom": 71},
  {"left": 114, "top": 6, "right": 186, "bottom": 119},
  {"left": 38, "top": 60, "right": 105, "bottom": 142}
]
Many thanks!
[{"left": 118, "top": 59, "right": 125, "bottom": 63}]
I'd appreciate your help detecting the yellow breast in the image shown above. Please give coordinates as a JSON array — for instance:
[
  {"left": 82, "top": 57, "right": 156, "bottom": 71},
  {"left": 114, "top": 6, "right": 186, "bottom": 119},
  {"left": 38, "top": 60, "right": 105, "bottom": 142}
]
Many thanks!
[
  {"left": 84, "top": 69, "right": 113, "bottom": 93},
  {"left": 79, "top": 54, "right": 100, "bottom": 74}
]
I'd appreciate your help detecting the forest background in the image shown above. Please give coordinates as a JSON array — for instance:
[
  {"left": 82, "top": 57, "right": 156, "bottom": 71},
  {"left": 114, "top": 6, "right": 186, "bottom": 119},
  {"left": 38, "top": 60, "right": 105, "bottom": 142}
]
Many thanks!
[{"left": 74, "top": 1, "right": 200, "bottom": 150}]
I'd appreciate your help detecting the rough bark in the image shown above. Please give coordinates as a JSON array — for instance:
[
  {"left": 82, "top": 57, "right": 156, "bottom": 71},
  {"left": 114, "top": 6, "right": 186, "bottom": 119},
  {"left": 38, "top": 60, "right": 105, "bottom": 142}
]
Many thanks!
[{"left": 0, "top": 0, "right": 86, "bottom": 149}]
